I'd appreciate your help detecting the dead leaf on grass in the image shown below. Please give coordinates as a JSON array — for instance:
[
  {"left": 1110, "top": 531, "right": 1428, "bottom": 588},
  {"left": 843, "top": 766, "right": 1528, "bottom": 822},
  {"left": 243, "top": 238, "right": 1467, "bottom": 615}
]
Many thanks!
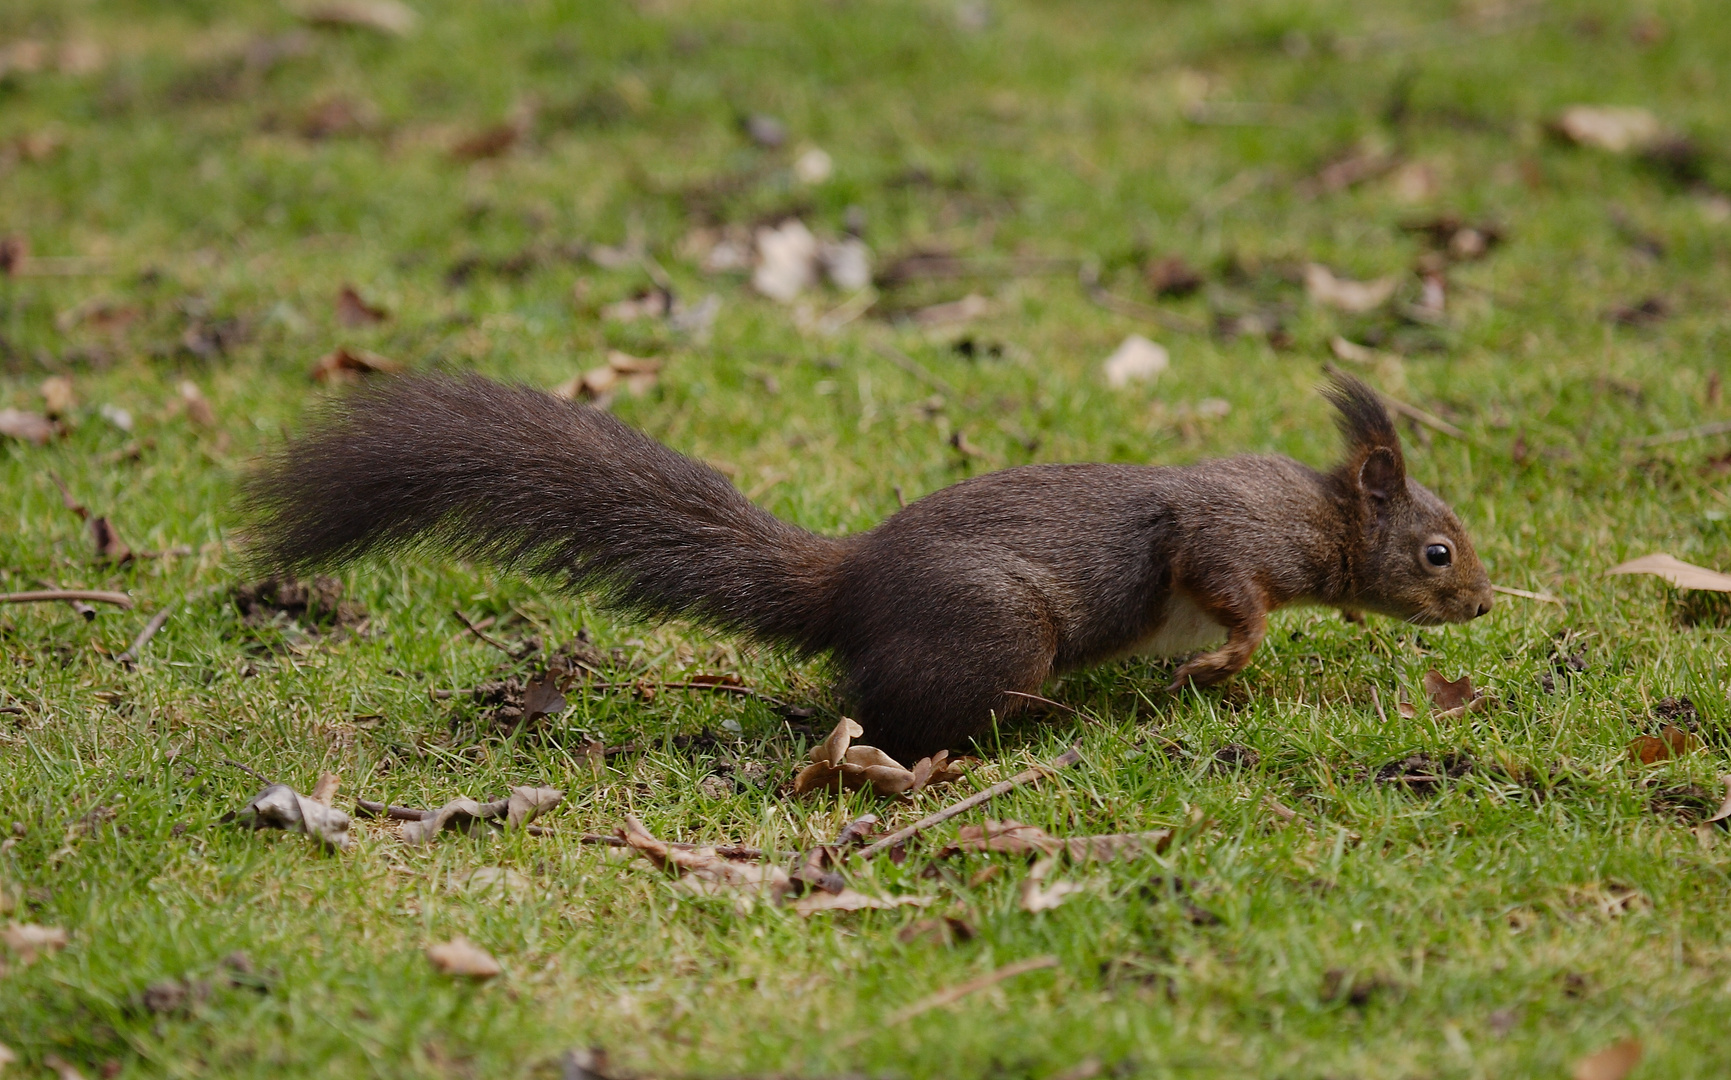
[
  {"left": 753, "top": 219, "right": 818, "bottom": 302},
  {"left": 1552, "top": 106, "right": 1664, "bottom": 154},
  {"left": 308, "top": 772, "right": 341, "bottom": 806},
  {"left": 0, "top": 235, "right": 27, "bottom": 276},
  {"left": 619, "top": 815, "right": 790, "bottom": 900},
  {"left": 1628, "top": 725, "right": 1699, "bottom": 765},
  {"left": 39, "top": 375, "right": 74, "bottom": 417},
  {"left": 792, "top": 718, "right": 967, "bottom": 797},
  {"left": 296, "top": 0, "right": 419, "bottom": 36},
  {"left": 1571, "top": 1037, "right": 1642, "bottom": 1080},
  {"left": 1103, "top": 334, "right": 1169, "bottom": 388},
  {"left": 178, "top": 381, "right": 216, "bottom": 427},
  {"left": 0, "top": 409, "right": 56, "bottom": 446},
  {"left": 426, "top": 936, "right": 501, "bottom": 978},
  {"left": 1019, "top": 857, "right": 1086, "bottom": 912},
  {"left": 789, "top": 888, "right": 933, "bottom": 916},
  {"left": 551, "top": 351, "right": 661, "bottom": 406},
  {"left": 88, "top": 516, "right": 131, "bottom": 562},
  {"left": 1707, "top": 776, "right": 1731, "bottom": 824},
  {"left": 2, "top": 922, "right": 69, "bottom": 964},
  {"left": 310, "top": 346, "right": 402, "bottom": 384},
  {"left": 335, "top": 284, "right": 388, "bottom": 326},
  {"left": 941, "top": 820, "right": 1173, "bottom": 861},
  {"left": 520, "top": 671, "right": 567, "bottom": 725},
  {"left": 450, "top": 123, "right": 520, "bottom": 162},
  {"left": 1304, "top": 264, "right": 1397, "bottom": 313},
  {"left": 505, "top": 786, "right": 563, "bottom": 829},
  {"left": 1144, "top": 255, "right": 1202, "bottom": 298},
  {"left": 1422, "top": 670, "right": 1491, "bottom": 718},
  {"left": 1608, "top": 553, "right": 1731, "bottom": 592},
  {"left": 233, "top": 784, "right": 352, "bottom": 849}
]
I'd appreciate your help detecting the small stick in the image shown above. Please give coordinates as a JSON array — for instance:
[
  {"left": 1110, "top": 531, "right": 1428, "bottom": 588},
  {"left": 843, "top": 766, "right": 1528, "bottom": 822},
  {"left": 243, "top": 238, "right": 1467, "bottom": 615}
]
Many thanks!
[
  {"left": 1321, "top": 363, "right": 1467, "bottom": 440},
  {"left": 220, "top": 758, "right": 272, "bottom": 785},
  {"left": 839, "top": 955, "right": 1059, "bottom": 1048},
  {"left": 576, "top": 833, "right": 785, "bottom": 860},
  {"left": 116, "top": 607, "right": 173, "bottom": 665},
  {"left": 858, "top": 747, "right": 1084, "bottom": 860},
  {"left": 1627, "top": 418, "right": 1731, "bottom": 448},
  {"left": 355, "top": 799, "right": 432, "bottom": 821},
  {"left": 452, "top": 609, "right": 515, "bottom": 655},
  {"left": 0, "top": 590, "right": 133, "bottom": 609},
  {"left": 1369, "top": 685, "right": 1389, "bottom": 725},
  {"left": 1491, "top": 583, "right": 1564, "bottom": 606},
  {"left": 873, "top": 344, "right": 958, "bottom": 397}
]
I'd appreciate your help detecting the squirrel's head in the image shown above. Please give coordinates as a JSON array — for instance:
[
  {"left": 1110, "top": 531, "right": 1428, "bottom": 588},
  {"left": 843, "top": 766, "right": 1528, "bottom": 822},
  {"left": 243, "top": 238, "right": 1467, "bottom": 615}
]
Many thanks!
[{"left": 1324, "top": 375, "right": 1494, "bottom": 626}]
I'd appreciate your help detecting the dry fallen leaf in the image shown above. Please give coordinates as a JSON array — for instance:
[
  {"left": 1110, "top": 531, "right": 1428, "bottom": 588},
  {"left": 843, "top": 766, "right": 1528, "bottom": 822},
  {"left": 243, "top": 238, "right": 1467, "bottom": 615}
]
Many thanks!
[
  {"left": 789, "top": 888, "right": 932, "bottom": 916},
  {"left": 1608, "top": 553, "right": 1731, "bottom": 592},
  {"left": 426, "top": 936, "right": 501, "bottom": 978},
  {"left": 2, "top": 922, "right": 69, "bottom": 964},
  {"left": 1103, "top": 334, "right": 1169, "bottom": 388},
  {"left": 1628, "top": 725, "right": 1700, "bottom": 765},
  {"left": 450, "top": 123, "right": 520, "bottom": 162},
  {"left": 1553, "top": 106, "right": 1664, "bottom": 154},
  {"left": 619, "top": 815, "right": 790, "bottom": 900},
  {"left": 296, "top": 0, "right": 419, "bottom": 36},
  {"left": 1422, "top": 670, "right": 1490, "bottom": 718},
  {"left": 335, "top": 284, "right": 388, "bottom": 326},
  {"left": 88, "top": 516, "right": 131, "bottom": 562},
  {"left": 1304, "top": 263, "right": 1398, "bottom": 313},
  {"left": 1571, "top": 1037, "right": 1642, "bottom": 1080},
  {"left": 941, "top": 820, "right": 1174, "bottom": 861},
  {"left": 1019, "top": 858, "right": 1086, "bottom": 912},
  {"left": 1707, "top": 776, "right": 1731, "bottom": 824},
  {"left": 233, "top": 784, "right": 352, "bottom": 849},
  {"left": 308, "top": 771, "right": 341, "bottom": 806},
  {"left": 504, "top": 785, "right": 563, "bottom": 829},
  {"left": 752, "top": 219, "right": 819, "bottom": 302},
  {"left": 39, "top": 375, "right": 74, "bottom": 417},
  {"left": 310, "top": 346, "right": 402, "bottom": 384},
  {"left": 520, "top": 671, "right": 567, "bottom": 724},
  {"left": 552, "top": 351, "right": 662, "bottom": 405},
  {"left": 0, "top": 408, "right": 56, "bottom": 446},
  {"left": 178, "top": 381, "right": 216, "bottom": 427}
]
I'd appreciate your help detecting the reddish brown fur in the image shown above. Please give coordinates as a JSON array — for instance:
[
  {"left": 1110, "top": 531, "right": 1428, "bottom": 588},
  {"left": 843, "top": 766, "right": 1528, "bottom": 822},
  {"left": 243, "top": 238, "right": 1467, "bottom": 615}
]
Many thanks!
[{"left": 244, "top": 373, "right": 1492, "bottom": 761}]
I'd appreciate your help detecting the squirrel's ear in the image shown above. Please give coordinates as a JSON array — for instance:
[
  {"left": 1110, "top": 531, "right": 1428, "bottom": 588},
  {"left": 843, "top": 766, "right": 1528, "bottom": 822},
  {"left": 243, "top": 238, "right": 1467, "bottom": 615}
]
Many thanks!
[{"left": 1357, "top": 446, "right": 1404, "bottom": 502}]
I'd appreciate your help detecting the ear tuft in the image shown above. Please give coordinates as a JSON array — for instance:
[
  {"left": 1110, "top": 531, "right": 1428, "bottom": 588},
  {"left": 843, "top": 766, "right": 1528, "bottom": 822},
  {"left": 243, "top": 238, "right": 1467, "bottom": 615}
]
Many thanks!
[{"left": 1322, "top": 373, "right": 1400, "bottom": 455}]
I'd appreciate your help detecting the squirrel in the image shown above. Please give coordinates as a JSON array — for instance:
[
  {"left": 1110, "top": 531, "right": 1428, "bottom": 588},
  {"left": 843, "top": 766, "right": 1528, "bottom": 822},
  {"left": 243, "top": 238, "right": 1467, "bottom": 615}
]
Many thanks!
[{"left": 243, "top": 372, "right": 1493, "bottom": 762}]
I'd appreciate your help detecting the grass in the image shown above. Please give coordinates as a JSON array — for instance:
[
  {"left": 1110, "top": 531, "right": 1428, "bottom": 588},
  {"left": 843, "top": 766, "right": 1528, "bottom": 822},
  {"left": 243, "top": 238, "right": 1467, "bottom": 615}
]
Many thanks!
[{"left": 3, "top": 0, "right": 1731, "bottom": 1076}]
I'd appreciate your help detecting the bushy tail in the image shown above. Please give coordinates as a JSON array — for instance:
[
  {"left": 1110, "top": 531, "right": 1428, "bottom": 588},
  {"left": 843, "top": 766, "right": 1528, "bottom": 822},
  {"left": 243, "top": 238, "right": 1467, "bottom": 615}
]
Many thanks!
[{"left": 242, "top": 374, "right": 847, "bottom": 650}]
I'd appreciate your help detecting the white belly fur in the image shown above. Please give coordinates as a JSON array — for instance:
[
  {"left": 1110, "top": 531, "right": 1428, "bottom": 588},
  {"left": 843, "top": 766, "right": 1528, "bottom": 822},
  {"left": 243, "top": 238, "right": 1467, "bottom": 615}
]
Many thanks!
[{"left": 1133, "top": 593, "right": 1228, "bottom": 657}]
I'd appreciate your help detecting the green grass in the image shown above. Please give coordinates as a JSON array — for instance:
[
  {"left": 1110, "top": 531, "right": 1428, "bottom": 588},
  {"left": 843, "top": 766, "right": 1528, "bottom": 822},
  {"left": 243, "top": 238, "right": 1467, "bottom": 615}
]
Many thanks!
[{"left": 3, "top": 0, "right": 1731, "bottom": 1076}]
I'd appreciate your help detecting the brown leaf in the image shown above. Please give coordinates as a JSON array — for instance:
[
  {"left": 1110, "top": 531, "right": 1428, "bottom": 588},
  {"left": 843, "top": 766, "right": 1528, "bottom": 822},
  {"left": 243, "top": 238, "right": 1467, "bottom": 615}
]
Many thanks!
[
  {"left": 1608, "top": 553, "right": 1731, "bottom": 592},
  {"left": 1019, "top": 858, "right": 1086, "bottom": 912},
  {"left": 793, "top": 759, "right": 845, "bottom": 795},
  {"left": 789, "top": 888, "right": 932, "bottom": 916},
  {"left": 426, "top": 937, "right": 501, "bottom": 979},
  {"left": 308, "top": 772, "right": 341, "bottom": 806},
  {"left": 310, "top": 346, "right": 402, "bottom": 384},
  {"left": 520, "top": 671, "right": 567, "bottom": 724},
  {"left": 335, "top": 284, "right": 388, "bottom": 326},
  {"left": 39, "top": 375, "right": 74, "bottom": 416},
  {"left": 296, "top": 0, "right": 418, "bottom": 36},
  {"left": 1144, "top": 255, "right": 1202, "bottom": 298},
  {"left": 178, "top": 381, "right": 216, "bottom": 427},
  {"left": 397, "top": 797, "right": 488, "bottom": 844},
  {"left": 451, "top": 123, "right": 519, "bottom": 161},
  {"left": 234, "top": 784, "right": 352, "bottom": 849},
  {"left": 602, "top": 288, "right": 672, "bottom": 322},
  {"left": 1422, "top": 670, "right": 1474, "bottom": 712},
  {"left": 1552, "top": 106, "right": 1664, "bottom": 154},
  {"left": 897, "top": 915, "right": 977, "bottom": 945},
  {"left": 809, "top": 717, "right": 864, "bottom": 767},
  {"left": 0, "top": 408, "right": 56, "bottom": 446},
  {"left": 0, "top": 235, "right": 27, "bottom": 277},
  {"left": 1628, "top": 725, "right": 1700, "bottom": 765},
  {"left": 618, "top": 815, "right": 790, "bottom": 898},
  {"left": 88, "top": 517, "right": 131, "bottom": 562},
  {"left": 551, "top": 350, "right": 662, "bottom": 405},
  {"left": 2, "top": 922, "right": 69, "bottom": 964},
  {"left": 504, "top": 786, "right": 562, "bottom": 829},
  {"left": 1571, "top": 1038, "right": 1642, "bottom": 1080},
  {"left": 942, "top": 820, "right": 1174, "bottom": 861},
  {"left": 1707, "top": 776, "right": 1731, "bottom": 824},
  {"left": 1304, "top": 264, "right": 1397, "bottom": 313}
]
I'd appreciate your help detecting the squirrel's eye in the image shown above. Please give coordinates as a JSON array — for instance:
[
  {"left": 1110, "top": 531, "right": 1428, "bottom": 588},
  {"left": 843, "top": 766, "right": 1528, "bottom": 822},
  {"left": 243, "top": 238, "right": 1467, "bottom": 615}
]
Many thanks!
[{"left": 1425, "top": 543, "right": 1452, "bottom": 568}]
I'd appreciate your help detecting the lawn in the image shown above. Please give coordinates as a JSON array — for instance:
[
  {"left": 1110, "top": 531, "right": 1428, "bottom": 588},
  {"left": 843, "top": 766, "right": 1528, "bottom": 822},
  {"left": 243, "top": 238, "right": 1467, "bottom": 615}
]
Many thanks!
[{"left": 2, "top": 0, "right": 1730, "bottom": 1077}]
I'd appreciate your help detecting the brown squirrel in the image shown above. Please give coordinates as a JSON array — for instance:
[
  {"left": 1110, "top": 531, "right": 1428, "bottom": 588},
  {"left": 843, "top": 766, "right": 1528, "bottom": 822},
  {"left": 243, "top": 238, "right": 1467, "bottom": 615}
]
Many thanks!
[{"left": 244, "top": 372, "right": 1492, "bottom": 761}]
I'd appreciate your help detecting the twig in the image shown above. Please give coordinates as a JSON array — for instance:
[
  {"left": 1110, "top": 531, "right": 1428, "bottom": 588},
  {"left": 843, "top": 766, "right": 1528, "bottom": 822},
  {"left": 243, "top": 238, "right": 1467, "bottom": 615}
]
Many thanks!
[
  {"left": 220, "top": 758, "right": 273, "bottom": 785},
  {"left": 873, "top": 344, "right": 958, "bottom": 397},
  {"left": 839, "top": 956, "right": 1059, "bottom": 1048},
  {"left": 1626, "top": 419, "right": 1731, "bottom": 448},
  {"left": 452, "top": 609, "right": 515, "bottom": 655},
  {"left": 1369, "top": 685, "right": 1389, "bottom": 725},
  {"left": 0, "top": 590, "right": 133, "bottom": 609},
  {"left": 576, "top": 833, "right": 787, "bottom": 860},
  {"left": 1078, "top": 264, "right": 1205, "bottom": 334},
  {"left": 354, "top": 799, "right": 433, "bottom": 821},
  {"left": 1492, "top": 583, "right": 1564, "bottom": 606},
  {"left": 858, "top": 747, "right": 1084, "bottom": 860},
  {"left": 1321, "top": 363, "right": 1467, "bottom": 440},
  {"left": 116, "top": 607, "right": 172, "bottom": 665}
]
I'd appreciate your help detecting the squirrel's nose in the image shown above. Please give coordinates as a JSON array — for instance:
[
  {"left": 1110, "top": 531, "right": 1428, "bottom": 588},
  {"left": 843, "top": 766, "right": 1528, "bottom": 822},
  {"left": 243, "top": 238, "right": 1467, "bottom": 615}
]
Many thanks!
[{"left": 1475, "top": 602, "right": 1490, "bottom": 617}]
